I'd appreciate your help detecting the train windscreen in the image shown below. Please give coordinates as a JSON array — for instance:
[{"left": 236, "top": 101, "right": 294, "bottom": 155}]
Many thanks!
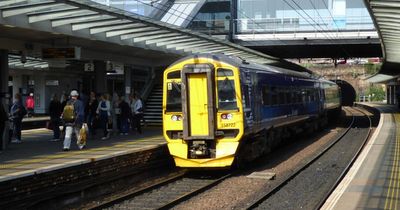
[
  {"left": 166, "top": 81, "right": 182, "bottom": 112},
  {"left": 217, "top": 78, "right": 238, "bottom": 110}
]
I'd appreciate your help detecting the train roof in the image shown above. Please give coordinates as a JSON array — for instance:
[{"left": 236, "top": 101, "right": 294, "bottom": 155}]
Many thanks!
[{"left": 169, "top": 54, "right": 315, "bottom": 78}]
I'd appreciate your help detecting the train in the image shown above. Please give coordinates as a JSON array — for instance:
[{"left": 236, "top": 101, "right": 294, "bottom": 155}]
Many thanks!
[{"left": 162, "top": 54, "right": 341, "bottom": 168}]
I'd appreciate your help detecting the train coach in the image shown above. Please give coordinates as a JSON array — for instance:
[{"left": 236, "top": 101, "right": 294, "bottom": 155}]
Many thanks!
[{"left": 162, "top": 54, "right": 341, "bottom": 168}]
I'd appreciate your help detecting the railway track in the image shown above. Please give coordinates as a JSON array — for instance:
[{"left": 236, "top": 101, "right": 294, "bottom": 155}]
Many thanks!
[
  {"left": 90, "top": 171, "right": 231, "bottom": 210},
  {"left": 245, "top": 106, "right": 374, "bottom": 209}
]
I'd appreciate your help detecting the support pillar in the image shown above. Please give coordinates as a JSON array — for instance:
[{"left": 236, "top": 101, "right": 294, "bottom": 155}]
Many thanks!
[
  {"left": 390, "top": 85, "right": 394, "bottom": 105},
  {"left": 0, "top": 50, "right": 9, "bottom": 150},
  {"left": 124, "top": 67, "right": 131, "bottom": 102},
  {"left": 393, "top": 85, "right": 397, "bottom": 105},
  {"left": 94, "top": 60, "right": 107, "bottom": 94}
]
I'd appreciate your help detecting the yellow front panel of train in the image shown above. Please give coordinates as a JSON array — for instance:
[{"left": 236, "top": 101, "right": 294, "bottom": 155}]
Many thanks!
[{"left": 188, "top": 73, "right": 209, "bottom": 136}]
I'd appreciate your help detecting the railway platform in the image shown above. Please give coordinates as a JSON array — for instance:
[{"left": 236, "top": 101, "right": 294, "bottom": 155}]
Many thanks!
[
  {"left": 322, "top": 103, "right": 399, "bottom": 209},
  {"left": 21, "top": 115, "right": 49, "bottom": 129},
  {"left": 0, "top": 127, "right": 170, "bottom": 209}
]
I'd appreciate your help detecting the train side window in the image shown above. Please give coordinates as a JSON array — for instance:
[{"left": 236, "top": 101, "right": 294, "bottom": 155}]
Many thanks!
[
  {"left": 279, "top": 88, "right": 286, "bottom": 105},
  {"left": 286, "top": 88, "right": 291, "bottom": 104},
  {"left": 243, "top": 85, "right": 250, "bottom": 108},
  {"left": 167, "top": 71, "right": 181, "bottom": 79},
  {"left": 271, "top": 86, "right": 278, "bottom": 105},
  {"left": 301, "top": 89, "right": 307, "bottom": 103},
  {"left": 217, "top": 69, "right": 234, "bottom": 77},
  {"left": 166, "top": 82, "right": 182, "bottom": 112},
  {"left": 217, "top": 78, "right": 238, "bottom": 110},
  {"left": 297, "top": 90, "right": 301, "bottom": 103},
  {"left": 262, "top": 85, "right": 270, "bottom": 106}
]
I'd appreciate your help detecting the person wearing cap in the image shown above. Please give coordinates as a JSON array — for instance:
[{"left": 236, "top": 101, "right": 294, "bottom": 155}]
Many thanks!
[
  {"left": 25, "top": 93, "right": 34, "bottom": 117},
  {"left": 62, "top": 90, "right": 85, "bottom": 151}
]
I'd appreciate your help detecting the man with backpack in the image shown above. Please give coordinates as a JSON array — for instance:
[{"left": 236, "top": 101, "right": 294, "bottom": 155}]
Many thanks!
[
  {"left": 62, "top": 90, "right": 85, "bottom": 151},
  {"left": 10, "top": 93, "right": 26, "bottom": 143}
]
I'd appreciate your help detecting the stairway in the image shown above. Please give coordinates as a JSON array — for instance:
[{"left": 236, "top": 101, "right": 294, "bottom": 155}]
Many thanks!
[{"left": 143, "top": 84, "right": 163, "bottom": 126}]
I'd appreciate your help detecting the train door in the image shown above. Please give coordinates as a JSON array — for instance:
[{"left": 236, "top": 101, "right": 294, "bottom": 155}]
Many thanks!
[{"left": 181, "top": 64, "right": 215, "bottom": 140}]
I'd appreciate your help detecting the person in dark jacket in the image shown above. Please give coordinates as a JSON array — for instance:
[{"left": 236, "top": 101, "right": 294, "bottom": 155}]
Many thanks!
[
  {"left": 85, "top": 91, "right": 98, "bottom": 137},
  {"left": 62, "top": 90, "right": 85, "bottom": 151},
  {"left": 49, "top": 94, "right": 62, "bottom": 141},
  {"left": 10, "top": 93, "right": 25, "bottom": 143},
  {"left": 0, "top": 100, "right": 7, "bottom": 149},
  {"left": 118, "top": 96, "right": 131, "bottom": 135},
  {"left": 60, "top": 93, "right": 69, "bottom": 138}
]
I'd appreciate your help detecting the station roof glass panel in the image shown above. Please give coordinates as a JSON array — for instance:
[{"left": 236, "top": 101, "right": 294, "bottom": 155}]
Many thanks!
[
  {"left": 0, "top": 0, "right": 278, "bottom": 64},
  {"left": 365, "top": 0, "right": 400, "bottom": 64}
]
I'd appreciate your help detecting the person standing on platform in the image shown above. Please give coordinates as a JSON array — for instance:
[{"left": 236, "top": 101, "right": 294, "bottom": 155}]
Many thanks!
[
  {"left": 129, "top": 94, "right": 136, "bottom": 131},
  {"left": 25, "top": 93, "right": 34, "bottom": 117},
  {"left": 118, "top": 96, "right": 131, "bottom": 135},
  {"left": 0, "top": 101, "right": 7, "bottom": 149},
  {"left": 96, "top": 94, "right": 111, "bottom": 140},
  {"left": 132, "top": 94, "right": 144, "bottom": 134},
  {"left": 10, "top": 93, "right": 26, "bottom": 143},
  {"left": 60, "top": 93, "right": 69, "bottom": 140},
  {"left": 85, "top": 91, "right": 98, "bottom": 138},
  {"left": 112, "top": 92, "right": 120, "bottom": 135},
  {"left": 49, "top": 94, "right": 62, "bottom": 141},
  {"left": 62, "top": 90, "right": 85, "bottom": 151}
]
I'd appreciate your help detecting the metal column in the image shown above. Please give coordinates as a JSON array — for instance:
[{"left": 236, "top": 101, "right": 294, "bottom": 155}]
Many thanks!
[
  {"left": 124, "top": 67, "right": 131, "bottom": 102},
  {"left": 0, "top": 50, "right": 9, "bottom": 150},
  {"left": 94, "top": 60, "right": 107, "bottom": 94}
]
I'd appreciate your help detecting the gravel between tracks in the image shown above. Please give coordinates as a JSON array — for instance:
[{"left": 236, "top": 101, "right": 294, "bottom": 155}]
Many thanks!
[
  {"left": 173, "top": 110, "right": 351, "bottom": 210},
  {"left": 255, "top": 108, "right": 372, "bottom": 209}
]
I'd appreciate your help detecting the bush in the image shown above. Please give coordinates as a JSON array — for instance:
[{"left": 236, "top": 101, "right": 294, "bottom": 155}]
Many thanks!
[
  {"left": 364, "top": 63, "right": 382, "bottom": 75},
  {"left": 366, "top": 85, "right": 385, "bottom": 101}
]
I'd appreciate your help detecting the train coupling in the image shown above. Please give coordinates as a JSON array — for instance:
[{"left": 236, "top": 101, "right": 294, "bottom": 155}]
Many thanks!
[{"left": 188, "top": 140, "right": 216, "bottom": 159}]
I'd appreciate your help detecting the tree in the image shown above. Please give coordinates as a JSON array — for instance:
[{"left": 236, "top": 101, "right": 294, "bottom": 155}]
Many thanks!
[{"left": 366, "top": 85, "right": 385, "bottom": 102}]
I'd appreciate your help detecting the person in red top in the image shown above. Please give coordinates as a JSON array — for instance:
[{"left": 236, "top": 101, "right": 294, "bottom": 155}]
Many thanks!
[{"left": 26, "top": 93, "right": 35, "bottom": 117}]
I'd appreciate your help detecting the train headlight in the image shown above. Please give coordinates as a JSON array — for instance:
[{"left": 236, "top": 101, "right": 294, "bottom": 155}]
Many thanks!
[
  {"left": 221, "top": 113, "right": 233, "bottom": 120},
  {"left": 171, "top": 115, "right": 182, "bottom": 121}
]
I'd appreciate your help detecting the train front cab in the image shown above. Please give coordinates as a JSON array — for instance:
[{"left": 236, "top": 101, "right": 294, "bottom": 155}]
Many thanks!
[{"left": 163, "top": 57, "right": 244, "bottom": 168}]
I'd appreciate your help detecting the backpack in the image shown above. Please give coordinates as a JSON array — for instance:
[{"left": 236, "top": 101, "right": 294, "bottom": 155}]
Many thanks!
[{"left": 62, "top": 101, "right": 75, "bottom": 122}]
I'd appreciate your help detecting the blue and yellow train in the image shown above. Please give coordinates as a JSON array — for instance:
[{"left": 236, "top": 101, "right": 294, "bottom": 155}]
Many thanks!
[{"left": 162, "top": 54, "right": 341, "bottom": 168}]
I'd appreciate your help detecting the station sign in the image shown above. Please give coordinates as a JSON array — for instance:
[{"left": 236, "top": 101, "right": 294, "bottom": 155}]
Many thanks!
[
  {"left": 46, "top": 80, "right": 59, "bottom": 86},
  {"left": 84, "top": 63, "right": 94, "bottom": 72},
  {"left": 42, "top": 47, "right": 81, "bottom": 60},
  {"left": 106, "top": 61, "right": 124, "bottom": 75}
]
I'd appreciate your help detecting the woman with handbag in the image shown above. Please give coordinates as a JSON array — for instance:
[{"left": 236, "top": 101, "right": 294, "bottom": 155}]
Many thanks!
[
  {"left": 96, "top": 94, "right": 111, "bottom": 140},
  {"left": 49, "top": 94, "right": 62, "bottom": 141}
]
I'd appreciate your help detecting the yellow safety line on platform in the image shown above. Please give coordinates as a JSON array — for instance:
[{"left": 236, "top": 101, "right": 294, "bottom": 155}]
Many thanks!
[
  {"left": 385, "top": 114, "right": 400, "bottom": 210},
  {"left": 0, "top": 136, "right": 165, "bottom": 170}
]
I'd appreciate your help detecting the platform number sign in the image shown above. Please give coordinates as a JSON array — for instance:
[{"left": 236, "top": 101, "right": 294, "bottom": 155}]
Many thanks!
[{"left": 85, "top": 63, "right": 94, "bottom": 72}]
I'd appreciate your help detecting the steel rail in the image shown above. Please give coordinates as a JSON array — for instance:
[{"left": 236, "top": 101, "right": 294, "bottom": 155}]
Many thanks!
[
  {"left": 89, "top": 171, "right": 187, "bottom": 210},
  {"left": 90, "top": 171, "right": 231, "bottom": 210},
  {"left": 246, "top": 107, "right": 359, "bottom": 209},
  {"left": 157, "top": 173, "right": 232, "bottom": 210},
  {"left": 313, "top": 106, "right": 374, "bottom": 210}
]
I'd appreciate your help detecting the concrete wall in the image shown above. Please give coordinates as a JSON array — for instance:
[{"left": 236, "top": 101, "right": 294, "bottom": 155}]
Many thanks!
[{"left": 9, "top": 70, "right": 82, "bottom": 114}]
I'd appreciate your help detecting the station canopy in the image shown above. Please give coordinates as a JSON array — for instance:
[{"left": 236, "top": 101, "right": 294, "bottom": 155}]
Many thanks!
[
  {"left": 0, "top": 0, "right": 278, "bottom": 65},
  {"left": 8, "top": 54, "right": 49, "bottom": 70},
  {"left": 365, "top": 0, "right": 400, "bottom": 74}
]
